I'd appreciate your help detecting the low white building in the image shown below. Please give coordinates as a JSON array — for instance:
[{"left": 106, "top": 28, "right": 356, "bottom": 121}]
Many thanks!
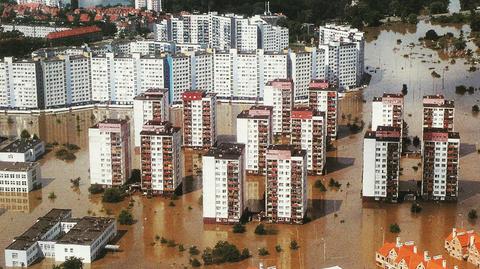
[
  {"left": 202, "top": 143, "right": 246, "bottom": 224},
  {"left": 1, "top": 24, "right": 71, "bottom": 38},
  {"left": 0, "top": 138, "right": 45, "bottom": 162},
  {"left": 5, "top": 209, "right": 117, "bottom": 267},
  {"left": 0, "top": 161, "right": 41, "bottom": 193}
]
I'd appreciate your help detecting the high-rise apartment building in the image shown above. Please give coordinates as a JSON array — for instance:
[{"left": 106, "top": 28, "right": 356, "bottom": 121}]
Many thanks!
[
  {"left": 422, "top": 128, "right": 460, "bottom": 201},
  {"left": 182, "top": 90, "right": 217, "bottom": 148},
  {"left": 371, "top": 93, "right": 404, "bottom": 131},
  {"left": 265, "top": 145, "right": 307, "bottom": 224},
  {"left": 289, "top": 50, "right": 312, "bottom": 100},
  {"left": 202, "top": 143, "right": 246, "bottom": 224},
  {"left": 290, "top": 106, "right": 327, "bottom": 175},
  {"left": 263, "top": 79, "right": 294, "bottom": 136},
  {"left": 42, "top": 58, "right": 66, "bottom": 108},
  {"left": 236, "top": 105, "right": 273, "bottom": 175},
  {"left": 308, "top": 79, "right": 338, "bottom": 139},
  {"left": 89, "top": 119, "right": 131, "bottom": 187},
  {"left": 423, "top": 95, "right": 455, "bottom": 131},
  {"left": 362, "top": 126, "right": 402, "bottom": 202},
  {"left": 165, "top": 54, "right": 191, "bottom": 104},
  {"left": 140, "top": 120, "right": 182, "bottom": 195},
  {"left": 133, "top": 88, "right": 169, "bottom": 147}
]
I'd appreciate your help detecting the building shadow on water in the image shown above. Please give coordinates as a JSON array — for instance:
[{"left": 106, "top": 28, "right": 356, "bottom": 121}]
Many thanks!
[
  {"left": 308, "top": 199, "right": 343, "bottom": 221},
  {"left": 325, "top": 157, "right": 355, "bottom": 173},
  {"left": 458, "top": 180, "right": 480, "bottom": 202},
  {"left": 41, "top": 177, "right": 55, "bottom": 188},
  {"left": 335, "top": 125, "right": 362, "bottom": 140},
  {"left": 182, "top": 175, "right": 202, "bottom": 195},
  {"left": 460, "top": 143, "right": 477, "bottom": 158}
]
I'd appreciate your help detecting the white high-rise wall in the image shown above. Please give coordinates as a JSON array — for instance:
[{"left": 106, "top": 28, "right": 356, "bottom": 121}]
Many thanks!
[{"left": 42, "top": 58, "right": 66, "bottom": 108}]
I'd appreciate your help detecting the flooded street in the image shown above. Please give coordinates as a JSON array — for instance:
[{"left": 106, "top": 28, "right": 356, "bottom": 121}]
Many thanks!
[{"left": 1, "top": 18, "right": 480, "bottom": 269}]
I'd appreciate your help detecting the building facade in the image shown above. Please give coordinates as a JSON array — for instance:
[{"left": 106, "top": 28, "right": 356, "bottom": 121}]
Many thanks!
[
  {"left": 263, "top": 79, "right": 294, "bottom": 137},
  {"left": 421, "top": 128, "right": 460, "bottom": 201},
  {"left": 423, "top": 95, "right": 455, "bottom": 131},
  {"left": 290, "top": 106, "right": 327, "bottom": 175},
  {"left": 371, "top": 93, "right": 404, "bottom": 132},
  {"left": 362, "top": 126, "right": 401, "bottom": 202},
  {"left": 202, "top": 143, "right": 246, "bottom": 224},
  {"left": 133, "top": 88, "right": 169, "bottom": 147},
  {"left": 0, "top": 162, "right": 41, "bottom": 193},
  {"left": 308, "top": 80, "right": 338, "bottom": 139},
  {"left": 140, "top": 121, "right": 182, "bottom": 195},
  {"left": 265, "top": 145, "right": 307, "bottom": 224},
  {"left": 236, "top": 106, "right": 272, "bottom": 175},
  {"left": 182, "top": 90, "right": 217, "bottom": 148},
  {"left": 88, "top": 119, "right": 131, "bottom": 187}
]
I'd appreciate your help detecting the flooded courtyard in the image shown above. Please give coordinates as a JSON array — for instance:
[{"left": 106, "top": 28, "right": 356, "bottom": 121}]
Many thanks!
[{"left": 1, "top": 18, "right": 480, "bottom": 269}]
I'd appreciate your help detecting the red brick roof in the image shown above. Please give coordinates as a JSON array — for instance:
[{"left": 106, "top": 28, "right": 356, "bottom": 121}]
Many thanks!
[{"left": 47, "top": 26, "right": 101, "bottom": 40}]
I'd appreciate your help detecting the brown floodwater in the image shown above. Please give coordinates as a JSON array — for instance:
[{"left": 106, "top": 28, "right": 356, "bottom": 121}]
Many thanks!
[{"left": 1, "top": 18, "right": 480, "bottom": 269}]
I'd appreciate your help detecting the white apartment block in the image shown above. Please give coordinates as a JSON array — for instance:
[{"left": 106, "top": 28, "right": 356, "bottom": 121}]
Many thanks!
[
  {"left": 5, "top": 209, "right": 117, "bottom": 267},
  {"left": 371, "top": 93, "right": 404, "bottom": 131},
  {"left": 263, "top": 79, "right": 294, "bottom": 136},
  {"left": 290, "top": 107, "right": 327, "bottom": 175},
  {"left": 0, "top": 162, "right": 41, "bottom": 193},
  {"left": 182, "top": 13, "right": 211, "bottom": 45},
  {"left": 211, "top": 15, "right": 234, "bottom": 51},
  {"left": 235, "top": 51, "right": 260, "bottom": 99},
  {"left": 1, "top": 24, "right": 71, "bottom": 38},
  {"left": 89, "top": 119, "right": 131, "bottom": 187},
  {"left": 319, "top": 42, "right": 358, "bottom": 89},
  {"left": 42, "top": 58, "right": 66, "bottom": 108},
  {"left": 236, "top": 106, "right": 272, "bottom": 175},
  {"left": 168, "top": 18, "right": 186, "bottom": 44},
  {"left": 0, "top": 57, "right": 44, "bottom": 109},
  {"left": 192, "top": 51, "right": 213, "bottom": 93},
  {"left": 166, "top": 54, "right": 191, "bottom": 103},
  {"left": 140, "top": 121, "right": 182, "bottom": 194},
  {"left": 362, "top": 126, "right": 401, "bottom": 202},
  {"left": 202, "top": 143, "right": 246, "bottom": 224},
  {"left": 265, "top": 145, "right": 307, "bottom": 224},
  {"left": 0, "top": 138, "right": 45, "bottom": 162},
  {"left": 182, "top": 90, "right": 217, "bottom": 148},
  {"left": 133, "top": 88, "right": 169, "bottom": 147},
  {"left": 289, "top": 50, "right": 312, "bottom": 100},
  {"left": 422, "top": 128, "right": 460, "bottom": 201},
  {"left": 423, "top": 95, "right": 455, "bottom": 131},
  {"left": 319, "top": 24, "right": 365, "bottom": 88},
  {"left": 213, "top": 50, "right": 234, "bottom": 98},
  {"left": 262, "top": 51, "right": 288, "bottom": 88},
  {"left": 91, "top": 53, "right": 165, "bottom": 104},
  {"left": 65, "top": 55, "right": 91, "bottom": 104},
  {"left": 15, "top": 0, "right": 62, "bottom": 7},
  {"left": 147, "top": 0, "right": 162, "bottom": 12},
  {"left": 154, "top": 20, "right": 169, "bottom": 42},
  {"left": 308, "top": 80, "right": 339, "bottom": 139},
  {"left": 235, "top": 17, "right": 259, "bottom": 52}
]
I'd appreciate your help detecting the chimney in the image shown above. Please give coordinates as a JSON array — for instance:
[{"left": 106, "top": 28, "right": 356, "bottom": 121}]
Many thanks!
[
  {"left": 442, "top": 259, "right": 447, "bottom": 268},
  {"left": 454, "top": 266, "right": 459, "bottom": 269},
  {"left": 424, "top": 251, "right": 430, "bottom": 262},
  {"left": 396, "top": 237, "right": 401, "bottom": 247},
  {"left": 452, "top": 227, "right": 457, "bottom": 237},
  {"left": 413, "top": 245, "right": 417, "bottom": 254},
  {"left": 471, "top": 235, "right": 475, "bottom": 247}
]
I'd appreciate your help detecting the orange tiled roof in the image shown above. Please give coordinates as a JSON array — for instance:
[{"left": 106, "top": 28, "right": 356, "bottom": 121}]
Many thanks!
[
  {"left": 46, "top": 26, "right": 101, "bottom": 39},
  {"left": 377, "top": 242, "right": 396, "bottom": 256}
]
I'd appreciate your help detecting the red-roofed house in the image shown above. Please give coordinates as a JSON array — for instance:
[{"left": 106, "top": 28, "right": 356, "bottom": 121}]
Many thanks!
[
  {"left": 377, "top": 237, "right": 455, "bottom": 269},
  {"left": 445, "top": 227, "right": 480, "bottom": 266}
]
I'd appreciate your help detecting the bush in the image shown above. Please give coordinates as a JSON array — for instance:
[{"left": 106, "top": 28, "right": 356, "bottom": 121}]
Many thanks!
[
  {"left": 254, "top": 224, "right": 267, "bottom": 235},
  {"left": 275, "top": 245, "right": 282, "bottom": 252},
  {"left": 473, "top": 105, "right": 480, "bottom": 114},
  {"left": 258, "top": 247, "right": 269, "bottom": 256},
  {"left": 412, "top": 136, "right": 421, "bottom": 148},
  {"left": 314, "top": 180, "right": 327, "bottom": 192},
  {"left": 178, "top": 244, "right": 185, "bottom": 252},
  {"left": 53, "top": 256, "right": 83, "bottom": 269},
  {"left": 407, "top": 13, "right": 418, "bottom": 24},
  {"left": 48, "top": 192, "right": 57, "bottom": 200},
  {"left": 411, "top": 203, "right": 422, "bottom": 213},
  {"left": 328, "top": 178, "right": 342, "bottom": 189},
  {"left": 290, "top": 240, "right": 299, "bottom": 250},
  {"left": 102, "top": 188, "right": 125, "bottom": 203},
  {"left": 240, "top": 248, "right": 250, "bottom": 259},
  {"left": 190, "top": 258, "right": 201, "bottom": 267},
  {"left": 88, "top": 184, "right": 104, "bottom": 194},
  {"left": 232, "top": 223, "right": 246, "bottom": 233},
  {"left": 118, "top": 209, "right": 134, "bottom": 225},
  {"left": 55, "top": 148, "right": 76, "bottom": 161},
  {"left": 20, "top": 129, "right": 30, "bottom": 139},
  {"left": 189, "top": 246, "right": 200, "bottom": 256},
  {"left": 469, "top": 209, "right": 478, "bottom": 220},
  {"left": 201, "top": 241, "right": 246, "bottom": 265},
  {"left": 390, "top": 223, "right": 401, "bottom": 233}
]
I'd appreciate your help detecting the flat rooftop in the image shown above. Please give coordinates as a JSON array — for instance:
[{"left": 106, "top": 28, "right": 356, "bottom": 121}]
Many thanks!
[
  {"left": 134, "top": 88, "right": 168, "bottom": 100},
  {"left": 267, "top": 144, "right": 306, "bottom": 157},
  {"left": 56, "top": 217, "right": 115, "bottom": 245},
  {"left": 0, "top": 161, "right": 38, "bottom": 172},
  {"left": 7, "top": 209, "right": 72, "bottom": 251},
  {"left": 0, "top": 138, "right": 43, "bottom": 153},
  {"left": 205, "top": 143, "right": 245, "bottom": 159},
  {"left": 140, "top": 120, "right": 180, "bottom": 136}
]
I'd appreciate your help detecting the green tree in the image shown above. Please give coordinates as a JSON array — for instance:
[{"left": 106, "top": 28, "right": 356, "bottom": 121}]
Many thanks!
[
  {"left": 20, "top": 129, "right": 31, "bottom": 139},
  {"left": 53, "top": 257, "right": 83, "bottom": 269},
  {"left": 254, "top": 224, "right": 267, "bottom": 235},
  {"left": 390, "top": 223, "right": 401, "bottom": 233},
  {"left": 232, "top": 223, "right": 246, "bottom": 233},
  {"left": 290, "top": 240, "right": 299, "bottom": 250},
  {"left": 102, "top": 188, "right": 125, "bottom": 203},
  {"left": 118, "top": 209, "right": 134, "bottom": 225}
]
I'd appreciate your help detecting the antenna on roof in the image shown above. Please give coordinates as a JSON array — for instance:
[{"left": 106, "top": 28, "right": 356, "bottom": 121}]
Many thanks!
[{"left": 264, "top": 1, "right": 271, "bottom": 16}]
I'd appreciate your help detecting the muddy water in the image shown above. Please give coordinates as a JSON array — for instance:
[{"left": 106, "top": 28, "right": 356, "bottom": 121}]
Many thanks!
[{"left": 1, "top": 20, "right": 480, "bottom": 269}]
